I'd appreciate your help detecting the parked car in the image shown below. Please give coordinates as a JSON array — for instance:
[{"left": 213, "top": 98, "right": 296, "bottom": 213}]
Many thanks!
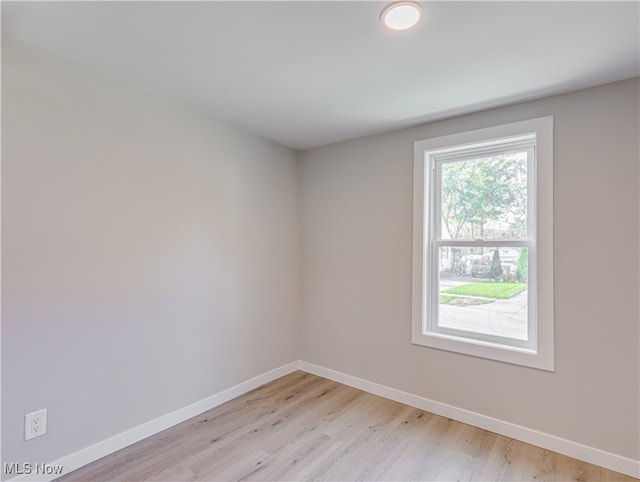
[{"left": 471, "top": 259, "right": 491, "bottom": 278}]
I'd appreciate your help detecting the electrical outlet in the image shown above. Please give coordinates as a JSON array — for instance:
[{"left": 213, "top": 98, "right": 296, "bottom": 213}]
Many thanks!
[{"left": 25, "top": 409, "right": 47, "bottom": 441}]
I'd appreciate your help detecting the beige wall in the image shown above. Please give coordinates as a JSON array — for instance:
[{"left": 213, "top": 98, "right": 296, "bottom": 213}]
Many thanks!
[
  {"left": 299, "top": 78, "right": 640, "bottom": 459},
  {"left": 1, "top": 38, "right": 300, "bottom": 467}
]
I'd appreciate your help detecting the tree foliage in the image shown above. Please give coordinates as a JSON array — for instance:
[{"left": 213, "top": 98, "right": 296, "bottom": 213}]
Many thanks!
[
  {"left": 489, "top": 248, "right": 503, "bottom": 280},
  {"left": 440, "top": 154, "right": 526, "bottom": 240},
  {"left": 516, "top": 248, "right": 528, "bottom": 282}
]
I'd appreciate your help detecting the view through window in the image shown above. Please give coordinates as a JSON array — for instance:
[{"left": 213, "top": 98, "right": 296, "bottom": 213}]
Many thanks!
[{"left": 436, "top": 149, "right": 530, "bottom": 343}]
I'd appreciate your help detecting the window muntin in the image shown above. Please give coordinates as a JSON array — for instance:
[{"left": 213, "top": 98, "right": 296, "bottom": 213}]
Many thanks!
[{"left": 412, "top": 117, "right": 554, "bottom": 371}]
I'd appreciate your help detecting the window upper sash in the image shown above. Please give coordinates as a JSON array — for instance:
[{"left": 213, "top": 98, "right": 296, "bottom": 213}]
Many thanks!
[{"left": 426, "top": 134, "right": 536, "bottom": 164}]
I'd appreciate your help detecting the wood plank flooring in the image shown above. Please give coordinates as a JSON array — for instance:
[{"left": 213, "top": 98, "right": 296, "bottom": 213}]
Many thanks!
[{"left": 57, "top": 371, "right": 637, "bottom": 481}]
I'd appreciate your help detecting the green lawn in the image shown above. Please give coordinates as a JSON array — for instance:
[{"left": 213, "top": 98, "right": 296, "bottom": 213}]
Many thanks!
[{"left": 444, "top": 282, "right": 527, "bottom": 299}]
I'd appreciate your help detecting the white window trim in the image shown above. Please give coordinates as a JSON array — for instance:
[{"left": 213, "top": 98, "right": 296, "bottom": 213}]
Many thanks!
[{"left": 412, "top": 117, "right": 554, "bottom": 371}]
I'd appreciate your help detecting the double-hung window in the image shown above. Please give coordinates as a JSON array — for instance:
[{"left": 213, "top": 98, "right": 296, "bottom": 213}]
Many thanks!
[{"left": 412, "top": 117, "right": 554, "bottom": 371}]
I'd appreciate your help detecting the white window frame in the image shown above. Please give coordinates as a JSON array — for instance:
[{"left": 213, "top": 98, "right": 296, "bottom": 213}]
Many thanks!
[{"left": 412, "top": 117, "right": 554, "bottom": 371}]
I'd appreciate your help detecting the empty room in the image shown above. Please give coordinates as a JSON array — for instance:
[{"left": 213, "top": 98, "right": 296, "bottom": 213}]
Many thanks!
[{"left": 1, "top": 1, "right": 639, "bottom": 481}]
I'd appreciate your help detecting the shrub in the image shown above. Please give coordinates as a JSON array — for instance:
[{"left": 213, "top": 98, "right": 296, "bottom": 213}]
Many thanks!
[
  {"left": 516, "top": 249, "right": 528, "bottom": 282},
  {"left": 499, "top": 272, "right": 516, "bottom": 283},
  {"left": 489, "top": 248, "right": 503, "bottom": 280}
]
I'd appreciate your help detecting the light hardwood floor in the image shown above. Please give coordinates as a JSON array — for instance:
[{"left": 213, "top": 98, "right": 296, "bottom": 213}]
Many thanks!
[{"left": 57, "top": 371, "right": 637, "bottom": 482}]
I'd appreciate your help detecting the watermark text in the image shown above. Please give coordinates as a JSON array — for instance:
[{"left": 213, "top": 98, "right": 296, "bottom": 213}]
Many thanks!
[{"left": 4, "top": 462, "right": 64, "bottom": 476}]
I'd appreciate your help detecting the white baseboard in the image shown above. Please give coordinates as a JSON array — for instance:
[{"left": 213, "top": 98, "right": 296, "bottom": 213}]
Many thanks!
[
  {"left": 299, "top": 361, "right": 640, "bottom": 479},
  {"left": 9, "top": 361, "right": 301, "bottom": 482}
]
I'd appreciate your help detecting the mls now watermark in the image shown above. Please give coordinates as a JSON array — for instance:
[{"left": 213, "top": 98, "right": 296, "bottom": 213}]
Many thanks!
[{"left": 4, "top": 463, "right": 64, "bottom": 476}]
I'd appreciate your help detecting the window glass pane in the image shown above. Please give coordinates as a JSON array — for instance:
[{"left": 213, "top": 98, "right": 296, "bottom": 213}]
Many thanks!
[
  {"left": 438, "top": 246, "right": 528, "bottom": 340},
  {"left": 440, "top": 152, "right": 527, "bottom": 240}
]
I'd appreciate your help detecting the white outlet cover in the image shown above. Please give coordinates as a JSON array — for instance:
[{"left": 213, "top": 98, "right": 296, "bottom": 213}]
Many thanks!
[{"left": 25, "top": 409, "right": 47, "bottom": 441}]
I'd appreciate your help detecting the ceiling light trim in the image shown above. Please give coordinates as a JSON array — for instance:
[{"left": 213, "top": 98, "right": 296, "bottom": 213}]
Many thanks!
[{"left": 380, "top": 1, "right": 423, "bottom": 31}]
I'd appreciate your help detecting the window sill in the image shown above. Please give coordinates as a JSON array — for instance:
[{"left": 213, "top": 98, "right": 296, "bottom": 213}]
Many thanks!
[{"left": 412, "top": 330, "right": 554, "bottom": 371}]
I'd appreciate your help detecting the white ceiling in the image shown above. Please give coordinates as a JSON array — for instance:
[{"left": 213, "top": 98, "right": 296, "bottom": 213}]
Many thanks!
[{"left": 2, "top": 1, "right": 639, "bottom": 150}]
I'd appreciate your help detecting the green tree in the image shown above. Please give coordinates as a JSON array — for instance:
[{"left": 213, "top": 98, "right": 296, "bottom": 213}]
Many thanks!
[
  {"left": 440, "top": 154, "right": 527, "bottom": 240},
  {"left": 516, "top": 248, "right": 528, "bottom": 282},
  {"left": 489, "top": 249, "right": 503, "bottom": 280}
]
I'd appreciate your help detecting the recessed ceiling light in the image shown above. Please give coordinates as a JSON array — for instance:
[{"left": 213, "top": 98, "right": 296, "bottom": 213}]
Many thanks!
[{"left": 380, "top": 1, "right": 423, "bottom": 31}]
